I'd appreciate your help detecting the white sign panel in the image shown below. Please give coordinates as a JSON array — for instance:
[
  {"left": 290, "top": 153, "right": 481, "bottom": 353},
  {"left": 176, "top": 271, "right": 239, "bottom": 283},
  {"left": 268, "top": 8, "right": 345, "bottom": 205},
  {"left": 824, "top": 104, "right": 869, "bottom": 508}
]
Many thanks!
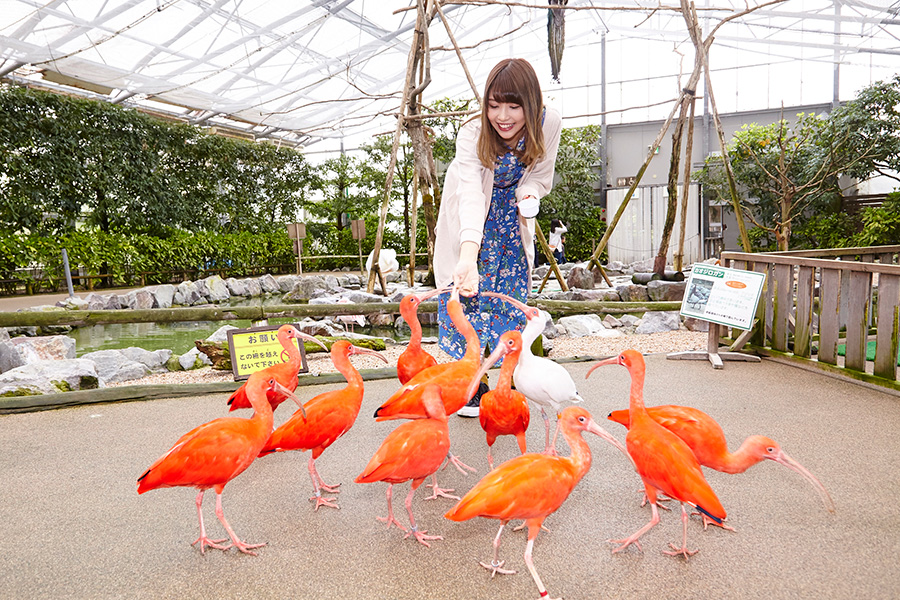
[{"left": 680, "top": 264, "right": 766, "bottom": 330}]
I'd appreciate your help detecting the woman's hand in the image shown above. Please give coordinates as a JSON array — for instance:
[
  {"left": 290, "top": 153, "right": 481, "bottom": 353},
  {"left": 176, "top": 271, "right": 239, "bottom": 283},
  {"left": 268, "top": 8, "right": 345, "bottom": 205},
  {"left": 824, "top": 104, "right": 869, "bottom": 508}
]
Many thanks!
[{"left": 453, "top": 241, "right": 480, "bottom": 297}]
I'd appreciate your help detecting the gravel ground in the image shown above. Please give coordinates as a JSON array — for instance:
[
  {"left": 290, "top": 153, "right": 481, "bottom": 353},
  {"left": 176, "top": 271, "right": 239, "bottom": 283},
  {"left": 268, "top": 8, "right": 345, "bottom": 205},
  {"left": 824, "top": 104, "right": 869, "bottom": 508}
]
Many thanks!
[{"left": 108, "top": 329, "right": 709, "bottom": 387}]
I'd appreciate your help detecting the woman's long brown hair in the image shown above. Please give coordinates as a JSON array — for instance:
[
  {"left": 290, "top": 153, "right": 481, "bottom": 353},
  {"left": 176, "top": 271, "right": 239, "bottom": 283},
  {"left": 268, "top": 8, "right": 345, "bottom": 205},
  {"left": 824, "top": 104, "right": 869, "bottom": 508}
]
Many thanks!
[{"left": 476, "top": 58, "right": 545, "bottom": 169}]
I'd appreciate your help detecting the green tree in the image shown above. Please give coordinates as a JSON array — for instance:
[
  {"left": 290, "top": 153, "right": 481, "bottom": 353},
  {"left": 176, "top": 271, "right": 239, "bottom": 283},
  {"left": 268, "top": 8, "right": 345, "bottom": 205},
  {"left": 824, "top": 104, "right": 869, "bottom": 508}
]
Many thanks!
[
  {"left": 829, "top": 74, "right": 900, "bottom": 182},
  {"left": 426, "top": 97, "right": 477, "bottom": 172},
  {"left": 307, "top": 153, "right": 377, "bottom": 231},
  {"left": 695, "top": 77, "right": 900, "bottom": 251},
  {"left": 853, "top": 193, "right": 900, "bottom": 246},
  {"left": 0, "top": 85, "right": 314, "bottom": 238},
  {"left": 538, "top": 125, "right": 604, "bottom": 262},
  {"left": 358, "top": 135, "right": 415, "bottom": 252},
  {"left": 0, "top": 86, "right": 96, "bottom": 234},
  {"left": 192, "top": 136, "right": 313, "bottom": 234}
]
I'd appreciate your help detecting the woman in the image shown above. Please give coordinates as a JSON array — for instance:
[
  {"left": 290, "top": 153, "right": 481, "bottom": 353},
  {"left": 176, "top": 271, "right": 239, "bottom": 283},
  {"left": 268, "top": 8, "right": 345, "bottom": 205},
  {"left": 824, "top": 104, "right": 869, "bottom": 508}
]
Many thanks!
[
  {"left": 548, "top": 218, "right": 568, "bottom": 264},
  {"left": 433, "top": 58, "right": 562, "bottom": 417}
]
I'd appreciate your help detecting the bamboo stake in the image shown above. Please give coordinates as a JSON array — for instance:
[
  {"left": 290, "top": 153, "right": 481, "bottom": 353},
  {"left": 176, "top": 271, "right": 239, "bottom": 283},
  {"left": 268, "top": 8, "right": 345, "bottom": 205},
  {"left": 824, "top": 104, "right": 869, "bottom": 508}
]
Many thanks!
[
  {"left": 586, "top": 93, "right": 685, "bottom": 271},
  {"left": 367, "top": 0, "right": 434, "bottom": 294},
  {"left": 681, "top": 0, "right": 754, "bottom": 252},
  {"left": 535, "top": 221, "right": 568, "bottom": 293},
  {"left": 409, "top": 162, "right": 420, "bottom": 286},
  {"left": 675, "top": 94, "right": 696, "bottom": 271}
]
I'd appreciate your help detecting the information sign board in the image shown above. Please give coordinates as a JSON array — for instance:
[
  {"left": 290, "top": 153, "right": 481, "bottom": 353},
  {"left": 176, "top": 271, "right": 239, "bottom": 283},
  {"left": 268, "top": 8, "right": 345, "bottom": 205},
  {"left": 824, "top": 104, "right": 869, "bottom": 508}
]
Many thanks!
[
  {"left": 226, "top": 324, "right": 310, "bottom": 381},
  {"left": 680, "top": 264, "right": 766, "bottom": 331}
]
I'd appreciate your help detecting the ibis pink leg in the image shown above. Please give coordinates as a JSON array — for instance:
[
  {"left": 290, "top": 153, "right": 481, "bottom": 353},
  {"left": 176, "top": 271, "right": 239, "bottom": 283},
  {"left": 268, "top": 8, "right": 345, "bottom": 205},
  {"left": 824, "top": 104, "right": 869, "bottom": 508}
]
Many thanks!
[
  {"left": 539, "top": 408, "right": 555, "bottom": 455},
  {"left": 308, "top": 456, "right": 339, "bottom": 510},
  {"left": 547, "top": 412, "right": 562, "bottom": 456},
  {"left": 479, "top": 523, "right": 516, "bottom": 577},
  {"left": 402, "top": 480, "right": 442, "bottom": 547},
  {"left": 523, "top": 523, "right": 560, "bottom": 600},
  {"left": 609, "top": 500, "right": 661, "bottom": 554},
  {"left": 663, "top": 503, "right": 699, "bottom": 559},
  {"left": 213, "top": 492, "right": 266, "bottom": 555},
  {"left": 446, "top": 451, "right": 477, "bottom": 475},
  {"left": 376, "top": 483, "right": 407, "bottom": 532},
  {"left": 694, "top": 511, "right": 736, "bottom": 532},
  {"left": 190, "top": 490, "right": 228, "bottom": 554},
  {"left": 423, "top": 473, "right": 459, "bottom": 501}
]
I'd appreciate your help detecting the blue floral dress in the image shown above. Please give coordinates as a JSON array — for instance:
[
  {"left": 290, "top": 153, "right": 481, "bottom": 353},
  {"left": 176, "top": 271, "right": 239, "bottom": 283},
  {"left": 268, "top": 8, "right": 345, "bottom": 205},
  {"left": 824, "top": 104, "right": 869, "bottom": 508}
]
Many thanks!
[{"left": 438, "top": 137, "right": 529, "bottom": 360}]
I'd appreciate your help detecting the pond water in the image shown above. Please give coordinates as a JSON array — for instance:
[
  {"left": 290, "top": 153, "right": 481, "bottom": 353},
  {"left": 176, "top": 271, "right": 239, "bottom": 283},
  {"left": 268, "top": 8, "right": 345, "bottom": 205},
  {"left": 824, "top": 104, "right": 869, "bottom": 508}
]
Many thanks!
[{"left": 68, "top": 296, "right": 435, "bottom": 356}]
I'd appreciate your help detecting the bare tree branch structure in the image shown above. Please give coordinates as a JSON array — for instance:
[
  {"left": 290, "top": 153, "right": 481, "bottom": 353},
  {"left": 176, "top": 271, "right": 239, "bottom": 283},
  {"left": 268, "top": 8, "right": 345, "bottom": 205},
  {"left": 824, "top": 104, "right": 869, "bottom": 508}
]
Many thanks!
[{"left": 369, "top": 0, "right": 787, "bottom": 294}]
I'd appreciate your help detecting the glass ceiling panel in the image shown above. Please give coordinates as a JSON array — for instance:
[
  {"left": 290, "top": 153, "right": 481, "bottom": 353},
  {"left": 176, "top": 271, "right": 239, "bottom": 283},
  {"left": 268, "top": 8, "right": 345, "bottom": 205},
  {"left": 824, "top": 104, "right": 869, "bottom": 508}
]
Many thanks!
[{"left": 1, "top": 0, "right": 898, "bottom": 155}]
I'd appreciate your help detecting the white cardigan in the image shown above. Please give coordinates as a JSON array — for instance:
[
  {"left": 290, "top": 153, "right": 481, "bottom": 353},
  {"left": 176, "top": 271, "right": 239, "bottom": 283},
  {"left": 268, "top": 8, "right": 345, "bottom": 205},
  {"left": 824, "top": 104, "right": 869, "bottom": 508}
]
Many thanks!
[{"left": 433, "top": 107, "right": 562, "bottom": 287}]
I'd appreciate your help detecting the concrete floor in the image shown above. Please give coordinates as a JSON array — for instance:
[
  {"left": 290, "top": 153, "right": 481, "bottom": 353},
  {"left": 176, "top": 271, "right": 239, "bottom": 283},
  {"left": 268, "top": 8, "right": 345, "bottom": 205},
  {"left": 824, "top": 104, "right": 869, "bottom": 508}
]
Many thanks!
[{"left": 1, "top": 354, "right": 898, "bottom": 599}]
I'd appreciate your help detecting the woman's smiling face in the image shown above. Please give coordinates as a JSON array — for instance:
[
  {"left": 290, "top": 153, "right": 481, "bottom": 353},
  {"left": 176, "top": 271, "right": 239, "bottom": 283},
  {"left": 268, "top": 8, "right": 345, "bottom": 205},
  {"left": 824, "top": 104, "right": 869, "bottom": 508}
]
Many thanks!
[{"left": 487, "top": 96, "right": 525, "bottom": 143}]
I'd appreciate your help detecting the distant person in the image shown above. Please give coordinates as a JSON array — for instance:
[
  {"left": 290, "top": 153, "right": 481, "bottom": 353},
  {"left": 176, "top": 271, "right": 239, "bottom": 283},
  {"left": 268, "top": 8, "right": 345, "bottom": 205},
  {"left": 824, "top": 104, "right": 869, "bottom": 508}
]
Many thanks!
[
  {"left": 548, "top": 218, "right": 568, "bottom": 264},
  {"left": 433, "top": 58, "right": 562, "bottom": 417}
]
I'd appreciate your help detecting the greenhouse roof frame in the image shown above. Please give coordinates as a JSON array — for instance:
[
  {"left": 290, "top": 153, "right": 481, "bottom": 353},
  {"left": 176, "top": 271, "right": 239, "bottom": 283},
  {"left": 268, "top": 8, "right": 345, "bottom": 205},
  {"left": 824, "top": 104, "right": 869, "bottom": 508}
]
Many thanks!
[{"left": 1, "top": 0, "right": 899, "bottom": 155}]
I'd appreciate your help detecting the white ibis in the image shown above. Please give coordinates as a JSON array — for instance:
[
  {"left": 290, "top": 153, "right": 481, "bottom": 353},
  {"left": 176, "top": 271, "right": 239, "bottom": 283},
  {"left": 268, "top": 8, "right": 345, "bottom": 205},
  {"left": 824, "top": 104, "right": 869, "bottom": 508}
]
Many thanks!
[{"left": 482, "top": 291, "right": 583, "bottom": 454}]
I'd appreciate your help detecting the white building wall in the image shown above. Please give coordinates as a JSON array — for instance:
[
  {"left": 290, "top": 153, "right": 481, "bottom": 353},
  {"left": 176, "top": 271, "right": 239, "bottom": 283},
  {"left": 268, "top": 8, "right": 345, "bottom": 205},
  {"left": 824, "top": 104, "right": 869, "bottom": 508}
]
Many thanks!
[{"left": 606, "top": 184, "right": 702, "bottom": 266}]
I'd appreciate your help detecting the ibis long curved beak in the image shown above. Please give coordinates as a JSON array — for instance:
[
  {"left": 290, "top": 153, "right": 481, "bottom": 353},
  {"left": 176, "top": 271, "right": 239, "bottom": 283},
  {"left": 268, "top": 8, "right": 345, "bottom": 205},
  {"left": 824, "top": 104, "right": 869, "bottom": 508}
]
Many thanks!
[
  {"left": 771, "top": 449, "right": 835, "bottom": 513},
  {"left": 279, "top": 327, "right": 329, "bottom": 361},
  {"left": 297, "top": 331, "right": 329, "bottom": 353},
  {"left": 482, "top": 291, "right": 533, "bottom": 317},
  {"left": 464, "top": 342, "right": 510, "bottom": 402},
  {"left": 585, "top": 355, "right": 621, "bottom": 379},
  {"left": 416, "top": 285, "right": 452, "bottom": 302},
  {"left": 349, "top": 345, "right": 390, "bottom": 364},
  {"left": 272, "top": 380, "right": 306, "bottom": 420},
  {"left": 585, "top": 418, "right": 636, "bottom": 470}
]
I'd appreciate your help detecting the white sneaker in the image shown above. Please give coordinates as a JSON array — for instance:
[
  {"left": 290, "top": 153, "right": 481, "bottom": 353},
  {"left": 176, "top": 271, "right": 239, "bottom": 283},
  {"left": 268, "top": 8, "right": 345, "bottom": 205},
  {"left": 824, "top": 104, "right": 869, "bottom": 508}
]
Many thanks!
[{"left": 456, "top": 382, "right": 487, "bottom": 417}]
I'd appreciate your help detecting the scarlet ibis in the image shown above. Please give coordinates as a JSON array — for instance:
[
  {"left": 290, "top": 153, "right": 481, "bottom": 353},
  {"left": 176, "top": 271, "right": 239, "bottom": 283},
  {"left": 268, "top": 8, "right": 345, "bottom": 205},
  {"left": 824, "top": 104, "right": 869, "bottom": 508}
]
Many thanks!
[
  {"left": 607, "top": 404, "right": 835, "bottom": 520},
  {"left": 396, "top": 286, "right": 450, "bottom": 385},
  {"left": 482, "top": 291, "right": 584, "bottom": 453},
  {"left": 259, "top": 340, "right": 388, "bottom": 511},
  {"left": 355, "top": 384, "right": 451, "bottom": 547},
  {"left": 587, "top": 350, "right": 727, "bottom": 558},
  {"left": 375, "top": 286, "right": 481, "bottom": 420},
  {"left": 376, "top": 286, "right": 479, "bottom": 496},
  {"left": 335, "top": 296, "right": 367, "bottom": 331},
  {"left": 227, "top": 324, "right": 327, "bottom": 412},
  {"left": 445, "top": 406, "right": 629, "bottom": 600},
  {"left": 138, "top": 374, "right": 304, "bottom": 555},
  {"left": 466, "top": 330, "right": 530, "bottom": 469}
]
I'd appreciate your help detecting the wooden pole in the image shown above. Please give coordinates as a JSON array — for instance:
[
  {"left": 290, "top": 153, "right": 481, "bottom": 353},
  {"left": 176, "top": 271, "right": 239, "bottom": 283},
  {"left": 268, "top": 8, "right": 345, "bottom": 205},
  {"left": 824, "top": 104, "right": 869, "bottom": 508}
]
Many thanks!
[
  {"left": 366, "top": 0, "right": 434, "bottom": 294},
  {"left": 408, "top": 163, "right": 420, "bottom": 286},
  {"left": 586, "top": 92, "right": 685, "bottom": 272},
  {"left": 534, "top": 221, "right": 568, "bottom": 293},
  {"left": 680, "top": 0, "right": 755, "bottom": 253},
  {"left": 675, "top": 94, "right": 696, "bottom": 271}
]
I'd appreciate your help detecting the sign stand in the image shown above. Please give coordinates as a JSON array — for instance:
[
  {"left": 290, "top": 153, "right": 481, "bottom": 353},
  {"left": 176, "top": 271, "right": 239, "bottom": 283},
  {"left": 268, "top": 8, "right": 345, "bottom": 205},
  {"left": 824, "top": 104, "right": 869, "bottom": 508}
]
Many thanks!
[
  {"left": 351, "top": 219, "right": 366, "bottom": 274},
  {"left": 351, "top": 219, "right": 387, "bottom": 297},
  {"left": 667, "top": 263, "right": 765, "bottom": 369},
  {"left": 287, "top": 222, "right": 307, "bottom": 275},
  {"left": 667, "top": 322, "right": 761, "bottom": 369}
]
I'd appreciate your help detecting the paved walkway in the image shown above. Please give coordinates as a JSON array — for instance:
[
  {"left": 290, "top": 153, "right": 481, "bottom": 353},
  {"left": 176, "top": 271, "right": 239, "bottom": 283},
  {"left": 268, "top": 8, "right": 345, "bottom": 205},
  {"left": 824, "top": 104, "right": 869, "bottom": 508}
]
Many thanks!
[{"left": 1, "top": 354, "right": 897, "bottom": 599}]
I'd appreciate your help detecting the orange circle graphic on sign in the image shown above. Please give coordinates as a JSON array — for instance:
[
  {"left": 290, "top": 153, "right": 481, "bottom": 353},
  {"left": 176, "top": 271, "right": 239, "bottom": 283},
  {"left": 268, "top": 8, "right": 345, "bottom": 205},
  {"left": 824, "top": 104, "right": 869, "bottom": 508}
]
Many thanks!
[{"left": 725, "top": 280, "right": 747, "bottom": 289}]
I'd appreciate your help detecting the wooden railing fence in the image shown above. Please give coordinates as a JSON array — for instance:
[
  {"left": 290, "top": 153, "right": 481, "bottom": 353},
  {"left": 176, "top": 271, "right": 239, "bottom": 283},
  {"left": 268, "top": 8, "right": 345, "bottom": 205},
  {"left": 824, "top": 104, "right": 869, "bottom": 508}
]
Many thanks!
[{"left": 720, "top": 245, "right": 900, "bottom": 393}]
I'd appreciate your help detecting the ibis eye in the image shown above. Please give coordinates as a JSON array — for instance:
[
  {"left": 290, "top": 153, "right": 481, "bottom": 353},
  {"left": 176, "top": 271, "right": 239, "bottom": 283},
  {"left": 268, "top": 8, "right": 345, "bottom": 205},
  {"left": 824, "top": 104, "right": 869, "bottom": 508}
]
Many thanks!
[
  {"left": 767, "top": 447, "right": 776, "bottom": 453},
  {"left": 578, "top": 416, "right": 586, "bottom": 423}
]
